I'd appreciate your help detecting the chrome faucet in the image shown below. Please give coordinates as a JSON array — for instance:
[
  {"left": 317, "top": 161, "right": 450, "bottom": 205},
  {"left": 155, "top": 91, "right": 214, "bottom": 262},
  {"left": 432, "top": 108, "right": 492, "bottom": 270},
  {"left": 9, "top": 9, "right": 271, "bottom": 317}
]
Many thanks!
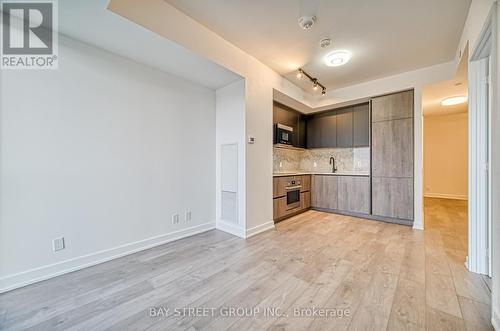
[{"left": 329, "top": 156, "right": 337, "bottom": 173}]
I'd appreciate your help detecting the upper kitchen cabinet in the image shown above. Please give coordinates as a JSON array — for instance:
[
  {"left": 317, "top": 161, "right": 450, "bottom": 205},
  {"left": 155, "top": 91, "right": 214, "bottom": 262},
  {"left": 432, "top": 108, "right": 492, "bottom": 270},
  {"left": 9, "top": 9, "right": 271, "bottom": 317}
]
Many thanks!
[
  {"left": 275, "top": 101, "right": 370, "bottom": 149},
  {"left": 371, "top": 90, "right": 414, "bottom": 122},
  {"left": 273, "top": 102, "right": 306, "bottom": 148},
  {"left": 353, "top": 103, "right": 370, "bottom": 147},
  {"left": 306, "top": 113, "right": 337, "bottom": 148},
  {"left": 297, "top": 115, "right": 306, "bottom": 148},
  {"left": 306, "top": 104, "right": 369, "bottom": 149},
  {"left": 336, "top": 109, "right": 353, "bottom": 148}
]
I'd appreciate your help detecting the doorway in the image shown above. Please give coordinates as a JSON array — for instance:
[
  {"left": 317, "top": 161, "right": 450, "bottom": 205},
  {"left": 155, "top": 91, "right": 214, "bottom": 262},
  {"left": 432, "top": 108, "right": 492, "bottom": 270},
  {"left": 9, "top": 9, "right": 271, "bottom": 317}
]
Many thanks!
[{"left": 422, "top": 49, "right": 469, "bottom": 265}]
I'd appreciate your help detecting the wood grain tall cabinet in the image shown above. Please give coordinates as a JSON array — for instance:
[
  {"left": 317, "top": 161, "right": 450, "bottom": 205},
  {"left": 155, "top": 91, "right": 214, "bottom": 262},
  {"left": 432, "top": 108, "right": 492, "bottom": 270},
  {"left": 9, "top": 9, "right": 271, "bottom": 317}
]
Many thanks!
[{"left": 371, "top": 90, "right": 414, "bottom": 224}]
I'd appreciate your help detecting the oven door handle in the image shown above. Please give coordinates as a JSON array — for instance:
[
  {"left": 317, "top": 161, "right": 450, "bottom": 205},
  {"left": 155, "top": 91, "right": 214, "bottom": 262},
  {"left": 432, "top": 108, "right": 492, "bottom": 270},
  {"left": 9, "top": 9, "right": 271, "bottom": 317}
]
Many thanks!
[{"left": 286, "top": 185, "right": 302, "bottom": 190}]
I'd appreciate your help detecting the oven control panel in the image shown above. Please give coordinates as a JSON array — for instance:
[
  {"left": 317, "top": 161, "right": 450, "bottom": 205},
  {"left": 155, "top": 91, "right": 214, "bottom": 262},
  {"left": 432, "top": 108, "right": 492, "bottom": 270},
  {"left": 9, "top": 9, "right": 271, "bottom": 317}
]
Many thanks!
[
  {"left": 286, "top": 179, "right": 300, "bottom": 186},
  {"left": 286, "top": 178, "right": 301, "bottom": 188}
]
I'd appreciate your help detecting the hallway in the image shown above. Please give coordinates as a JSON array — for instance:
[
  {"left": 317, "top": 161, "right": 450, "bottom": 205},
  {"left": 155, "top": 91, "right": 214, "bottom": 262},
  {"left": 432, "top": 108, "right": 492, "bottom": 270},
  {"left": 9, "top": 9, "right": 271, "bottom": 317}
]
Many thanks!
[{"left": 423, "top": 197, "right": 491, "bottom": 330}]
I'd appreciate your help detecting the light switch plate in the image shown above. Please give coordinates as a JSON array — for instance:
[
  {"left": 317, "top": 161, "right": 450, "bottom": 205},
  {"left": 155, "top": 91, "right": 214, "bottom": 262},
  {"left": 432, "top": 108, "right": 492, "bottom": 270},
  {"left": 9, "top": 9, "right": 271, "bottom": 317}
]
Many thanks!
[{"left": 52, "top": 237, "right": 65, "bottom": 252}]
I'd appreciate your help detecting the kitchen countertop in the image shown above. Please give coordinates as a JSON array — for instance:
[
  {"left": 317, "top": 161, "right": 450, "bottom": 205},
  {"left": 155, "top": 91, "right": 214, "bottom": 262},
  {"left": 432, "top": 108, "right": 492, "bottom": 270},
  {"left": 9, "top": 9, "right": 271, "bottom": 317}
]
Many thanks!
[{"left": 273, "top": 172, "right": 370, "bottom": 177}]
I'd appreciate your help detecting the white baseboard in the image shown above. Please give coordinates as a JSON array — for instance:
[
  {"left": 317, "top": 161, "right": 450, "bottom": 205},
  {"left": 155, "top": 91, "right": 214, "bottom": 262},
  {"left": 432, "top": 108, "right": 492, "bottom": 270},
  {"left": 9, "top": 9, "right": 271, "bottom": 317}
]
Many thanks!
[
  {"left": 0, "top": 222, "right": 215, "bottom": 293},
  {"left": 246, "top": 221, "right": 275, "bottom": 238},
  {"left": 424, "top": 193, "right": 468, "bottom": 200},
  {"left": 412, "top": 221, "right": 424, "bottom": 230},
  {"left": 493, "top": 307, "right": 500, "bottom": 331},
  {"left": 216, "top": 220, "right": 246, "bottom": 238}
]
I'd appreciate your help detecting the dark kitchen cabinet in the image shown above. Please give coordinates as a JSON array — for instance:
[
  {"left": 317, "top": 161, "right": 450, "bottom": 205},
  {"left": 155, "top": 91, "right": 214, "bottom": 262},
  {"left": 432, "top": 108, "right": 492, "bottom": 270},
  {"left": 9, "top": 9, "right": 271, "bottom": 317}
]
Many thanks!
[
  {"left": 306, "top": 117, "right": 321, "bottom": 148},
  {"left": 273, "top": 102, "right": 306, "bottom": 148},
  {"left": 273, "top": 103, "right": 296, "bottom": 127},
  {"left": 336, "top": 109, "right": 353, "bottom": 148},
  {"left": 297, "top": 116, "right": 306, "bottom": 148},
  {"left": 353, "top": 104, "right": 370, "bottom": 147},
  {"left": 306, "top": 114, "right": 337, "bottom": 148},
  {"left": 277, "top": 101, "right": 369, "bottom": 150}
]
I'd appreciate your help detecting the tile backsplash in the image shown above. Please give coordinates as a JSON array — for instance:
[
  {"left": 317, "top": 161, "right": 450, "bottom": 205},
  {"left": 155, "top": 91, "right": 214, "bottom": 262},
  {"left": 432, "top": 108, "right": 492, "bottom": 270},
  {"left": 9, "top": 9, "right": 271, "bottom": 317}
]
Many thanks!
[{"left": 273, "top": 147, "right": 370, "bottom": 173}]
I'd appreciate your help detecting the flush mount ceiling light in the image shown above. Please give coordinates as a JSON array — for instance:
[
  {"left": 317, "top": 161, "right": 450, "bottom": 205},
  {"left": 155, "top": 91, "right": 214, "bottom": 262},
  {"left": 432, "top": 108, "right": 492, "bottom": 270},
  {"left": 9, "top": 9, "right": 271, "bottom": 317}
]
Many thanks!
[
  {"left": 441, "top": 96, "right": 468, "bottom": 106},
  {"left": 325, "top": 50, "right": 352, "bottom": 67}
]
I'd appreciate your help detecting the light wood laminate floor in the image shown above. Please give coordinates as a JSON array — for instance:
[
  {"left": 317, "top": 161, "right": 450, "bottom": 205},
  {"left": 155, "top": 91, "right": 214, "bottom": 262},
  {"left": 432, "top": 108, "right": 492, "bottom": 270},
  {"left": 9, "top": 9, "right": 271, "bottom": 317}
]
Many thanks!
[{"left": 0, "top": 198, "right": 493, "bottom": 330}]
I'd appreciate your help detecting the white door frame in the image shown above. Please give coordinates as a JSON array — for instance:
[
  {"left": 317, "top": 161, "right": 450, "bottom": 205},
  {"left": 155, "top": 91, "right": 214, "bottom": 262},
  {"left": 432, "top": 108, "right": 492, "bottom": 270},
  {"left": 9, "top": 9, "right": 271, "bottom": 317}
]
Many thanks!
[{"left": 468, "top": 4, "right": 497, "bottom": 275}]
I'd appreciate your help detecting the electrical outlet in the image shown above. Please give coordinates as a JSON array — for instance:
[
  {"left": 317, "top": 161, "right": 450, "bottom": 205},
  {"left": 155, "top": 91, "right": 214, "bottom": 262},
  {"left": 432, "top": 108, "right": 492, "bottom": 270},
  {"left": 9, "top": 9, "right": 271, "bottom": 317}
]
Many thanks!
[
  {"left": 185, "top": 211, "right": 191, "bottom": 222},
  {"left": 52, "top": 237, "right": 65, "bottom": 252},
  {"left": 172, "top": 213, "right": 179, "bottom": 224},
  {"left": 313, "top": 162, "right": 317, "bottom": 167}
]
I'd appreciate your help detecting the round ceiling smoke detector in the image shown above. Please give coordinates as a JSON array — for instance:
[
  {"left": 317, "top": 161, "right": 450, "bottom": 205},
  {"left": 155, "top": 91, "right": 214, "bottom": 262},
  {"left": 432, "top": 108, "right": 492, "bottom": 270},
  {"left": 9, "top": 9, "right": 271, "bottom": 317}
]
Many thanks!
[
  {"left": 298, "top": 15, "right": 316, "bottom": 30},
  {"left": 319, "top": 38, "right": 331, "bottom": 48}
]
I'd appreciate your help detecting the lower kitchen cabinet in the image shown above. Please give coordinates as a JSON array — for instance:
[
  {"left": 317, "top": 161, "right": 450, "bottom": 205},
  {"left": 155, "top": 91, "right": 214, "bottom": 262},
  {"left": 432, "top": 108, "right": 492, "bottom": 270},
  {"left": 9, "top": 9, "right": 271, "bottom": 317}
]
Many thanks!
[
  {"left": 337, "top": 176, "right": 370, "bottom": 214},
  {"left": 273, "top": 197, "right": 286, "bottom": 220},
  {"left": 311, "top": 175, "right": 338, "bottom": 210},
  {"left": 273, "top": 175, "right": 311, "bottom": 221},
  {"left": 300, "top": 191, "right": 311, "bottom": 210},
  {"left": 372, "top": 177, "right": 413, "bottom": 220},
  {"left": 300, "top": 175, "right": 311, "bottom": 192}
]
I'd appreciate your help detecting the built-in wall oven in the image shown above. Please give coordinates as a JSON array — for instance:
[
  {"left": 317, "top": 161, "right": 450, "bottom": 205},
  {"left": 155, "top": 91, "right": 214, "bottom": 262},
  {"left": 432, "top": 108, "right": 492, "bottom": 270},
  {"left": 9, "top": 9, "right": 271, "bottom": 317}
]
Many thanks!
[{"left": 285, "top": 178, "right": 301, "bottom": 210}]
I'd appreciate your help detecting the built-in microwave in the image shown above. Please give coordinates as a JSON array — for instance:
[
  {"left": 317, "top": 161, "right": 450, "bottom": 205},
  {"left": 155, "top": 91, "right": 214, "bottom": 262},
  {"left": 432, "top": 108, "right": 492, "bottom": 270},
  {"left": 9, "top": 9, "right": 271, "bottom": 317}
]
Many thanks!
[{"left": 274, "top": 123, "right": 294, "bottom": 145}]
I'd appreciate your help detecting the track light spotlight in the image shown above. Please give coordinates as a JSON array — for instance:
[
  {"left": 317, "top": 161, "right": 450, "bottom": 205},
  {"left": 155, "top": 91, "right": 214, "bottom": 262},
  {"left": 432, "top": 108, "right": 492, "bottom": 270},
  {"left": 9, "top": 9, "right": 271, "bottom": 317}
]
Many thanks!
[{"left": 296, "top": 68, "right": 326, "bottom": 95}]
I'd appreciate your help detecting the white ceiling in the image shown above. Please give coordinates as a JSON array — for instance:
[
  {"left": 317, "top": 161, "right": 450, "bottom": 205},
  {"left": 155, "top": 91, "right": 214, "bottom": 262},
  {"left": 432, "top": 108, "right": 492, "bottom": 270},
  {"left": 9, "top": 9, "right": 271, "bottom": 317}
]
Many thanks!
[
  {"left": 165, "top": 0, "right": 471, "bottom": 92},
  {"left": 423, "top": 48, "right": 468, "bottom": 116},
  {"left": 58, "top": 0, "right": 241, "bottom": 89}
]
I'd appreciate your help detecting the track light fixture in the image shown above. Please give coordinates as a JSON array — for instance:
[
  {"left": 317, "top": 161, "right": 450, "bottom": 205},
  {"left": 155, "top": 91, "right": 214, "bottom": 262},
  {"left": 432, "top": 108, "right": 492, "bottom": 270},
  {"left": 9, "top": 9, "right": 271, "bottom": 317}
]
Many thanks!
[{"left": 296, "top": 68, "right": 326, "bottom": 96}]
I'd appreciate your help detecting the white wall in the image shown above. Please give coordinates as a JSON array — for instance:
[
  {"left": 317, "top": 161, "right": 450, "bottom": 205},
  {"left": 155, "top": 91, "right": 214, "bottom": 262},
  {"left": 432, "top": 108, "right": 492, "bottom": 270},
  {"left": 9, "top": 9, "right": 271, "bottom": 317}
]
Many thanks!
[
  {"left": 0, "top": 35, "right": 217, "bottom": 292},
  {"left": 456, "top": 0, "right": 496, "bottom": 62},
  {"left": 424, "top": 112, "right": 468, "bottom": 200},
  {"left": 215, "top": 79, "right": 247, "bottom": 237}
]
